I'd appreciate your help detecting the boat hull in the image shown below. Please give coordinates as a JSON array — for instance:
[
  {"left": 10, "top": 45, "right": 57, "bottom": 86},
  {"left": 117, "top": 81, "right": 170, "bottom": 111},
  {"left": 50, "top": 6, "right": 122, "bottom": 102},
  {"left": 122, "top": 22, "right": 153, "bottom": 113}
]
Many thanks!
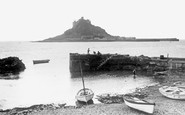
[
  {"left": 124, "top": 97, "right": 155, "bottom": 114},
  {"left": 159, "top": 86, "right": 185, "bottom": 100},
  {"left": 75, "top": 88, "right": 94, "bottom": 102},
  {"left": 33, "top": 59, "right": 50, "bottom": 64}
]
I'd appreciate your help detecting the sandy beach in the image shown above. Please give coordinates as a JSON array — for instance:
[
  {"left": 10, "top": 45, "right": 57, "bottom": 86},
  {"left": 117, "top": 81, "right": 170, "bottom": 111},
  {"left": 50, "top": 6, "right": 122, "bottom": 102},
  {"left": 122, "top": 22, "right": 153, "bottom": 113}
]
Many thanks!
[{"left": 1, "top": 70, "right": 185, "bottom": 115}]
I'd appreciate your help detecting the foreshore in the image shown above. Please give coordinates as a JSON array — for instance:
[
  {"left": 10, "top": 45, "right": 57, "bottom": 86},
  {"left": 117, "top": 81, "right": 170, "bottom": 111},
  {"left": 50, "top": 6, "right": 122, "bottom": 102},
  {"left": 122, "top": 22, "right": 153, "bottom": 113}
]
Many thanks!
[{"left": 1, "top": 71, "right": 185, "bottom": 115}]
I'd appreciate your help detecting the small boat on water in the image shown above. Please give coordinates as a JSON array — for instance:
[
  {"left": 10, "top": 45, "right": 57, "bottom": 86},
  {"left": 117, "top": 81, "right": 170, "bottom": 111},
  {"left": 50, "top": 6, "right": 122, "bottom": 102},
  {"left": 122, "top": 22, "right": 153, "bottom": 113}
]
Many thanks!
[
  {"left": 33, "top": 59, "right": 50, "bottom": 64},
  {"left": 123, "top": 96, "right": 155, "bottom": 114},
  {"left": 75, "top": 61, "right": 94, "bottom": 102},
  {"left": 159, "top": 86, "right": 185, "bottom": 100}
]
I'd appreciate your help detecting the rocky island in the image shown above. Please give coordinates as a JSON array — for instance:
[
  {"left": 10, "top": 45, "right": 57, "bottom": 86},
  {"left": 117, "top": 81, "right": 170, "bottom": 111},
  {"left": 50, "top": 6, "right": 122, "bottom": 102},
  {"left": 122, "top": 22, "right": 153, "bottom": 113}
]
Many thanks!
[{"left": 41, "top": 17, "right": 179, "bottom": 42}]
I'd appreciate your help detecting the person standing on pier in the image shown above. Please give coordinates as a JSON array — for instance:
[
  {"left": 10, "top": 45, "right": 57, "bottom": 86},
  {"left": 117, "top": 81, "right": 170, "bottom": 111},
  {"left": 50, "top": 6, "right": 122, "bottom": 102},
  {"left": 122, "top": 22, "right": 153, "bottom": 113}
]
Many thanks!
[{"left": 87, "top": 48, "right": 90, "bottom": 54}]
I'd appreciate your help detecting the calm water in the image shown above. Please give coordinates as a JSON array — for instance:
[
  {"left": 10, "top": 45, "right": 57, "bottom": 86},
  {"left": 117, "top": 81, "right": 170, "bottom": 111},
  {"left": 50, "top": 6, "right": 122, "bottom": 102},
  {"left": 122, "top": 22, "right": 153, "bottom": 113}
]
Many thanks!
[{"left": 0, "top": 41, "right": 185, "bottom": 109}]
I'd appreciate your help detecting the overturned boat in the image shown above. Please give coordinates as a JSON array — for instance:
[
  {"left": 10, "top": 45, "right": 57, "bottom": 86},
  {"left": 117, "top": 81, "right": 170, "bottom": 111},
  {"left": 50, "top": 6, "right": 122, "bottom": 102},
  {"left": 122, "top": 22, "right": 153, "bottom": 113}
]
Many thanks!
[
  {"left": 159, "top": 86, "right": 185, "bottom": 100},
  {"left": 123, "top": 96, "right": 155, "bottom": 114}
]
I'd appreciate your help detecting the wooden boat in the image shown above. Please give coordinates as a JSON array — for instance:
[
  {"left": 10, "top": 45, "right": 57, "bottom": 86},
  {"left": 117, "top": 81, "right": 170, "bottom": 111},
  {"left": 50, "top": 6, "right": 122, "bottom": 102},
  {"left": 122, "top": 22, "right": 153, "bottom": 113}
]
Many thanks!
[
  {"left": 173, "top": 81, "right": 185, "bottom": 87},
  {"left": 75, "top": 62, "right": 94, "bottom": 102},
  {"left": 159, "top": 86, "right": 185, "bottom": 100},
  {"left": 33, "top": 59, "right": 50, "bottom": 64},
  {"left": 153, "top": 75, "right": 166, "bottom": 79},
  {"left": 154, "top": 71, "right": 168, "bottom": 76},
  {"left": 75, "top": 88, "right": 94, "bottom": 102},
  {"left": 123, "top": 97, "right": 155, "bottom": 114}
]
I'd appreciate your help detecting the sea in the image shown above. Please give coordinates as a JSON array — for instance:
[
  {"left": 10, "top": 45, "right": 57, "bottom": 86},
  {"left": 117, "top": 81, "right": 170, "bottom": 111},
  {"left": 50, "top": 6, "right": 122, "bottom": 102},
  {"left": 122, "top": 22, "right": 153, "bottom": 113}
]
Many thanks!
[{"left": 0, "top": 40, "right": 185, "bottom": 110}]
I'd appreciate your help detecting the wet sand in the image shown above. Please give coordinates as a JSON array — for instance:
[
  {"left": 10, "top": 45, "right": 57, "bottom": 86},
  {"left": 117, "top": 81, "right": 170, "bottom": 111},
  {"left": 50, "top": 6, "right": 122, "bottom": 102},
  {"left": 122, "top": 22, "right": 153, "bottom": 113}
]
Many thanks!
[{"left": 1, "top": 71, "right": 185, "bottom": 115}]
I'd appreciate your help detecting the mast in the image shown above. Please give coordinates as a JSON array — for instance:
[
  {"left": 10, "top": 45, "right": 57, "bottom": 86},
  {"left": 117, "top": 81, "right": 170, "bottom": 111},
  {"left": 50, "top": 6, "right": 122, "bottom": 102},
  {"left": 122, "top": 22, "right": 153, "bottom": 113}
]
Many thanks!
[{"left": 80, "top": 61, "right": 86, "bottom": 93}]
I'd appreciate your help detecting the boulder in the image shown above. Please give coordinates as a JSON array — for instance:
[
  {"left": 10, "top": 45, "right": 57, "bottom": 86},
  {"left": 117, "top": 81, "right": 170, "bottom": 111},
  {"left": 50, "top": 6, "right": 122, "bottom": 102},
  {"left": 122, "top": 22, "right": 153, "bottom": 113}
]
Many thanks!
[{"left": 0, "top": 56, "right": 26, "bottom": 79}]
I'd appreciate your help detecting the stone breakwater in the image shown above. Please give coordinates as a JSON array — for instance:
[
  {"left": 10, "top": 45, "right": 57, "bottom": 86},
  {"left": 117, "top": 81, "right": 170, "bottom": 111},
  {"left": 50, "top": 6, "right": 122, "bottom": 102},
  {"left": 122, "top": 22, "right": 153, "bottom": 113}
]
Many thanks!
[{"left": 70, "top": 53, "right": 185, "bottom": 77}]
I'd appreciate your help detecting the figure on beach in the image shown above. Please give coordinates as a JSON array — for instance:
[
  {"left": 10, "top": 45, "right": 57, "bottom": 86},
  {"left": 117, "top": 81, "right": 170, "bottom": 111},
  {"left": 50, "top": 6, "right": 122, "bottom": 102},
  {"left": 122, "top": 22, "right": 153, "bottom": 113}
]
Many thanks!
[
  {"left": 133, "top": 68, "right": 136, "bottom": 79},
  {"left": 87, "top": 48, "right": 90, "bottom": 54}
]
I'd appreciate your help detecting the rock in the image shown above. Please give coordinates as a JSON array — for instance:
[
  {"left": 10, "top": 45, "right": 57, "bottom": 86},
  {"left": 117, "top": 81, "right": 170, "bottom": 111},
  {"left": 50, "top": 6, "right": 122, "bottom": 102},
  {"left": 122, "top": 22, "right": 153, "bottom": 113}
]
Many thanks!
[
  {"left": 0, "top": 56, "right": 26, "bottom": 79},
  {"left": 2, "top": 103, "right": 66, "bottom": 115},
  {"left": 96, "top": 93, "right": 124, "bottom": 104}
]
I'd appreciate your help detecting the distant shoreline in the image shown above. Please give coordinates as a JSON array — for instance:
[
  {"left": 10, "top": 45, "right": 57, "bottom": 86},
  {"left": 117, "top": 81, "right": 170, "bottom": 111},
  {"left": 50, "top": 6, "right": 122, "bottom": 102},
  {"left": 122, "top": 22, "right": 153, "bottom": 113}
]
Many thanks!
[{"left": 38, "top": 38, "right": 179, "bottom": 42}]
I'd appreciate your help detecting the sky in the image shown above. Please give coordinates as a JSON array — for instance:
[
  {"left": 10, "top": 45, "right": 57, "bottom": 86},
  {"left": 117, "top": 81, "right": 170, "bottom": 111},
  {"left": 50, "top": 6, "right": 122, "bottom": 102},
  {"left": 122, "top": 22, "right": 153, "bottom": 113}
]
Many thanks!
[{"left": 0, "top": 0, "right": 185, "bottom": 41}]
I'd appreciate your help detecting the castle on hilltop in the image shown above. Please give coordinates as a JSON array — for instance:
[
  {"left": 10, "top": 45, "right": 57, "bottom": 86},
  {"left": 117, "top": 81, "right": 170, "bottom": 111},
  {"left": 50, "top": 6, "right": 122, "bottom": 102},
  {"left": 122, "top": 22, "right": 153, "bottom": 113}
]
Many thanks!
[{"left": 73, "top": 17, "right": 91, "bottom": 28}]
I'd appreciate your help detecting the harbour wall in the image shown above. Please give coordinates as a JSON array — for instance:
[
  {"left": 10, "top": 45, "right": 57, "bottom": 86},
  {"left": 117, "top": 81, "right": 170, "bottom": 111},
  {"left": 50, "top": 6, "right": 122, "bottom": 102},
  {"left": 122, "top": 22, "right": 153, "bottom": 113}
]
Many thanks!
[{"left": 69, "top": 53, "right": 185, "bottom": 76}]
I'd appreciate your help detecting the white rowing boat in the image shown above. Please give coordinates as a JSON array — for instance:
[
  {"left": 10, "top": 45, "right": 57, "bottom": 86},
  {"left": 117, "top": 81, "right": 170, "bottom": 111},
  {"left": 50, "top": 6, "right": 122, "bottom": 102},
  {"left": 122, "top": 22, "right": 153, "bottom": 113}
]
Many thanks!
[
  {"left": 159, "top": 85, "right": 185, "bottom": 100},
  {"left": 75, "top": 61, "right": 94, "bottom": 103},
  {"left": 75, "top": 88, "right": 94, "bottom": 102},
  {"left": 123, "top": 97, "right": 155, "bottom": 114}
]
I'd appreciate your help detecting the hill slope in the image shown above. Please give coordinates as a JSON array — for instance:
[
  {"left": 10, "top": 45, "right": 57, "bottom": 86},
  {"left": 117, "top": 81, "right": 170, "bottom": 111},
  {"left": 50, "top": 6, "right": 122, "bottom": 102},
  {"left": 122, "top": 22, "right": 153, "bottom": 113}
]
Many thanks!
[{"left": 43, "top": 17, "right": 113, "bottom": 42}]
